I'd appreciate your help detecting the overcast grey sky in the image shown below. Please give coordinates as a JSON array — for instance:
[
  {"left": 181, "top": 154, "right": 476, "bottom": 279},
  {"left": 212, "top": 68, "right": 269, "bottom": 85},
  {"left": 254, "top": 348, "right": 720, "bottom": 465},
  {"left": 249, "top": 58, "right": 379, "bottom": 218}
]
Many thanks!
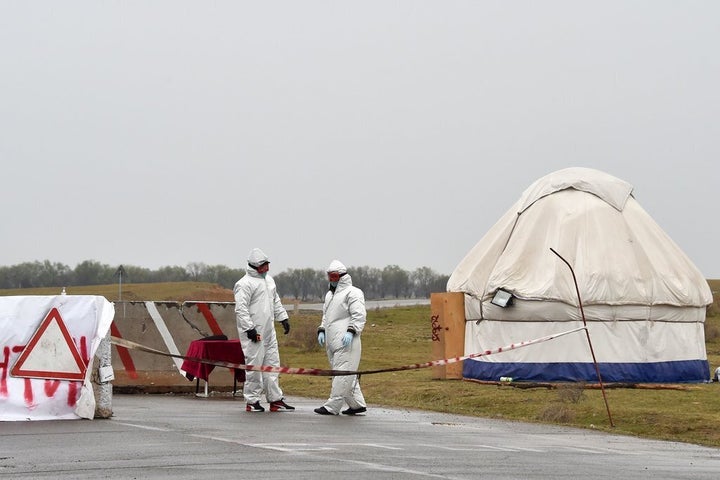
[{"left": 1, "top": 1, "right": 718, "bottom": 279}]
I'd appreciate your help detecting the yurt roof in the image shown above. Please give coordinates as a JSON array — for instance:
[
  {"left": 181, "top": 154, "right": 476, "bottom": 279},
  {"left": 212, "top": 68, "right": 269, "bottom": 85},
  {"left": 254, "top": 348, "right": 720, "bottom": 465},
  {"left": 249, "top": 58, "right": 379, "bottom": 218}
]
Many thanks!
[{"left": 447, "top": 167, "right": 712, "bottom": 309}]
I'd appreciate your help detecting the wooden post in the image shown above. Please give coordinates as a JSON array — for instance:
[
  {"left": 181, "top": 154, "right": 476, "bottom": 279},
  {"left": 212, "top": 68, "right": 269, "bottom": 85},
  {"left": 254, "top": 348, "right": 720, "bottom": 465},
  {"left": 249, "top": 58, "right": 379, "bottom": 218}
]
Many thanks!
[{"left": 430, "top": 292, "right": 466, "bottom": 379}]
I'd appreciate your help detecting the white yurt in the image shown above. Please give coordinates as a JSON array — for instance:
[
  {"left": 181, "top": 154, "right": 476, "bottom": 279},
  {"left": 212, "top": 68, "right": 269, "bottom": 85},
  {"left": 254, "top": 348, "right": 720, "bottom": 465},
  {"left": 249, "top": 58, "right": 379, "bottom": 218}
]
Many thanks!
[{"left": 447, "top": 167, "right": 713, "bottom": 383}]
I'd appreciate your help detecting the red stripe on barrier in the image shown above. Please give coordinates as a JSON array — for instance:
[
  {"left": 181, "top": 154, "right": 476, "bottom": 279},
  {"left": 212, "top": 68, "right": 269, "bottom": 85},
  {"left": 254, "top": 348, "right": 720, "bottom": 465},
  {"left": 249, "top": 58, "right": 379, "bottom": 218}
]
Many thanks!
[
  {"left": 110, "top": 322, "right": 138, "bottom": 379},
  {"left": 196, "top": 303, "right": 224, "bottom": 336}
]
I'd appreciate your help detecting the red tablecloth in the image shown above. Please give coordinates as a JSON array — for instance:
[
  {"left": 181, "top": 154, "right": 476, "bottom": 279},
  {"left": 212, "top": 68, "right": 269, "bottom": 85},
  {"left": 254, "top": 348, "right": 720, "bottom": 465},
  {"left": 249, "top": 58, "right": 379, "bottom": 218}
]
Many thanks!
[{"left": 181, "top": 339, "right": 245, "bottom": 383}]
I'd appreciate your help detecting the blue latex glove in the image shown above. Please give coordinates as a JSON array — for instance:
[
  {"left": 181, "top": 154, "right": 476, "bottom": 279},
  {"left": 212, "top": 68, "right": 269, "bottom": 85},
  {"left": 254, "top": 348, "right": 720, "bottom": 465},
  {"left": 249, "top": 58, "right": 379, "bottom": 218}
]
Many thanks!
[
  {"left": 318, "top": 331, "right": 325, "bottom": 346},
  {"left": 342, "top": 331, "right": 354, "bottom": 348}
]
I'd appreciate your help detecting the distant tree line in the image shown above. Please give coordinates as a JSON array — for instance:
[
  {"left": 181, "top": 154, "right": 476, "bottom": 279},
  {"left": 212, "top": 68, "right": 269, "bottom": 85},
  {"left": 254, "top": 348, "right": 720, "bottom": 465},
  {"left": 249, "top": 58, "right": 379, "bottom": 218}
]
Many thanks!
[
  {"left": 274, "top": 265, "right": 448, "bottom": 301},
  {"left": 0, "top": 260, "right": 449, "bottom": 300}
]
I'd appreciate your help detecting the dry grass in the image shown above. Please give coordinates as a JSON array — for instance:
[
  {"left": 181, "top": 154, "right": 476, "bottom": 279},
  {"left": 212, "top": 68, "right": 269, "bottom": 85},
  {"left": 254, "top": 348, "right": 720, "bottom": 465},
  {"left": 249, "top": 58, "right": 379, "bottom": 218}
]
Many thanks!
[
  {"left": 556, "top": 382, "right": 587, "bottom": 403},
  {"left": 537, "top": 403, "right": 576, "bottom": 423},
  {"left": 283, "top": 312, "right": 324, "bottom": 353},
  {"left": 0, "top": 282, "right": 234, "bottom": 302}
]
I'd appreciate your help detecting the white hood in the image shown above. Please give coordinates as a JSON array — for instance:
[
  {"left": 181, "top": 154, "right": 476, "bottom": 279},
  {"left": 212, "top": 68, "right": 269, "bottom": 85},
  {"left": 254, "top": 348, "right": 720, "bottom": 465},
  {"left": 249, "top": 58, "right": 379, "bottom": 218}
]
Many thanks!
[{"left": 247, "top": 248, "right": 269, "bottom": 267}]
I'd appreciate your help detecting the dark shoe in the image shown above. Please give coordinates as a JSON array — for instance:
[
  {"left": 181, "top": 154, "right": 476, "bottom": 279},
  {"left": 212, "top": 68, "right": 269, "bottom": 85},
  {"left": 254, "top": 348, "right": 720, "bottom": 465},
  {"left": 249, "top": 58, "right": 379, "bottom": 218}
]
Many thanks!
[
  {"left": 246, "top": 401, "right": 265, "bottom": 412},
  {"left": 341, "top": 406, "right": 367, "bottom": 416},
  {"left": 270, "top": 399, "right": 295, "bottom": 412},
  {"left": 314, "top": 406, "right": 334, "bottom": 415}
]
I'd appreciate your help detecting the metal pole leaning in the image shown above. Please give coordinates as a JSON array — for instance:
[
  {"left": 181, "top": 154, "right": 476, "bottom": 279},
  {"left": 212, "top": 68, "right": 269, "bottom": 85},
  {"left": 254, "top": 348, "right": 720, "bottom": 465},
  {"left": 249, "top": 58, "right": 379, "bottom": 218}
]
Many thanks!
[{"left": 550, "top": 248, "right": 614, "bottom": 427}]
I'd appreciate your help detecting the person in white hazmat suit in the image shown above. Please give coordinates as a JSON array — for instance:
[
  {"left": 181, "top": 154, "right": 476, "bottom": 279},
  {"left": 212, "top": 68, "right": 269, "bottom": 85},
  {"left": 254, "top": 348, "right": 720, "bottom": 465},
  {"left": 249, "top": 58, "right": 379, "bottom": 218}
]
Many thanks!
[
  {"left": 234, "top": 248, "right": 295, "bottom": 413},
  {"left": 314, "top": 260, "right": 367, "bottom": 416}
]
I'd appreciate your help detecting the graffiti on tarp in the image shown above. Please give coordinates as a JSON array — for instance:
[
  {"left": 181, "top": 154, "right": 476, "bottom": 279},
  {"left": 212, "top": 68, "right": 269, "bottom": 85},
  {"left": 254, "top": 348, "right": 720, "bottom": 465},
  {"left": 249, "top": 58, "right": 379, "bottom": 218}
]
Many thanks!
[{"left": 0, "top": 336, "right": 88, "bottom": 408}]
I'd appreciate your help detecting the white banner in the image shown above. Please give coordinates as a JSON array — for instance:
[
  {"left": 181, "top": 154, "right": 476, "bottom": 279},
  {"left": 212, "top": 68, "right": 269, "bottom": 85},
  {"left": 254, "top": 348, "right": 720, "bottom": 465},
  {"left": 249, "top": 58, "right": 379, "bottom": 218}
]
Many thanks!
[{"left": 0, "top": 295, "right": 114, "bottom": 421}]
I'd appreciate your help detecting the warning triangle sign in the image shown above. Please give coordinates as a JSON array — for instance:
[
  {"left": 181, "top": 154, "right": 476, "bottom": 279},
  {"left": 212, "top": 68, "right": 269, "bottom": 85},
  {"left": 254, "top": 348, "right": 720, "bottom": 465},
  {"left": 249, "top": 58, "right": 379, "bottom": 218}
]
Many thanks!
[{"left": 11, "top": 307, "right": 87, "bottom": 381}]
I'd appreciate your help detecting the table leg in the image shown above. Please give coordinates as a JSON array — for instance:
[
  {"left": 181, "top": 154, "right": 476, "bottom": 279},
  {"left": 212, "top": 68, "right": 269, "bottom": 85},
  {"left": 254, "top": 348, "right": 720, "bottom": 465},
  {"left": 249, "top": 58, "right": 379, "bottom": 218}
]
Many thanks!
[{"left": 195, "top": 379, "right": 209, "bottom": 398}]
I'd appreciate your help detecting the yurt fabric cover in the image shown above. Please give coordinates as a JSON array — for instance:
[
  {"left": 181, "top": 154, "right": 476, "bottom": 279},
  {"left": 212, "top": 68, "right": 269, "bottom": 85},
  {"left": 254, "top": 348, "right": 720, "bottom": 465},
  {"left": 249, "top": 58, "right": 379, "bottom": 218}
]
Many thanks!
[{"left": 447, "top": 167, "right": 712, "bottom": 383}]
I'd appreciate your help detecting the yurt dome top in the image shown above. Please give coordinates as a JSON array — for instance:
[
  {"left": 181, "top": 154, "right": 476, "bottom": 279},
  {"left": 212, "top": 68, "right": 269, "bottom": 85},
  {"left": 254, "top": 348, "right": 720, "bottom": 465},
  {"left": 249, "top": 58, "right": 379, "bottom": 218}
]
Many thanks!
[
  {"left": 448, "top": 167, "right": 712, "bottom": 315},
  {"left": 516, "top": 167, "right": 633, "bottom": 213}
]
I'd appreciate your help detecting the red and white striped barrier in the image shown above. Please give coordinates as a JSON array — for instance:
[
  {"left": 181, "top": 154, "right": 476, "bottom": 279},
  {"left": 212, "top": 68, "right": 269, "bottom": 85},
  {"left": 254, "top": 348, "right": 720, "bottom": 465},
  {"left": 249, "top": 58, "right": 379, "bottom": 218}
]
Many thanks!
[{"left": 111, "top": 326, "right": 586, "bottom": 377}]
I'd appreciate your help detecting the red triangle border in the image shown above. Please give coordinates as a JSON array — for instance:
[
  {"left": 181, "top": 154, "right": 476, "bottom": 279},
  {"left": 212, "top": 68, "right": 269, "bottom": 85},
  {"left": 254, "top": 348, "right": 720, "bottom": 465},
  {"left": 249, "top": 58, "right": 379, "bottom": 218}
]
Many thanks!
[{"left": 10, "top": 307, "right": 87, "bottom": 381}]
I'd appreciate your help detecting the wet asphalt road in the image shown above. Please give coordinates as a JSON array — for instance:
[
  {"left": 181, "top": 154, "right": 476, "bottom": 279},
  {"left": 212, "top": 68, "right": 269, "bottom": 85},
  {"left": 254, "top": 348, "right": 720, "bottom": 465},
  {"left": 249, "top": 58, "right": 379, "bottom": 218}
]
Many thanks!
[{"left": 2, "top": 394, "right": 720, "bottom": 479}]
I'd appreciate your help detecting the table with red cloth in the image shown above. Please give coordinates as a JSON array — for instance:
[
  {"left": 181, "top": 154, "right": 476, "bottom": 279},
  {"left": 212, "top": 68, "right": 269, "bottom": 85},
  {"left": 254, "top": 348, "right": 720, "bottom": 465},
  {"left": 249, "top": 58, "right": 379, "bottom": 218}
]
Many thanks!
[{"left": 181, "top": 339, "right": 245, "bottom": 395}]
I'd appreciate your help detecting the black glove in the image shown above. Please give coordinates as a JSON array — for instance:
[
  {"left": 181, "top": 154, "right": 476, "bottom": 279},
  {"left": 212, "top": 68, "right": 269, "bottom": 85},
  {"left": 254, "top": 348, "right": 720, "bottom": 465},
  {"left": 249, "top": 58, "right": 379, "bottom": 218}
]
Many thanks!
[
  {"left": 246, "top": 328, "right": 260, "bottom": 343},
  {"left": 281, "top": 319, "right": 290, "bottom": 335}
]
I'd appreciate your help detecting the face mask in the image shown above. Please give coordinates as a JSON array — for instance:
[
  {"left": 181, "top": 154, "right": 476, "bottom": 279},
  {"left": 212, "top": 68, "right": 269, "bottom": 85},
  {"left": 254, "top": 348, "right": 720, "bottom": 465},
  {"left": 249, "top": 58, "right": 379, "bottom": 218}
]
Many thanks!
[
  {"left": 254, "top": 263, "right": 270, "bottom": 279},
  {"left": 329, "top": 281, "right": 338, "bottom": 288}
]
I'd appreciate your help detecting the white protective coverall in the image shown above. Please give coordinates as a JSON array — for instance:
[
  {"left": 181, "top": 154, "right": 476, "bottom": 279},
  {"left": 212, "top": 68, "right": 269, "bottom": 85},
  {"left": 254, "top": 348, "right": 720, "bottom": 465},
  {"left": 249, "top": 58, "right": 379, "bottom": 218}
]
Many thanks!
[
  {"left": 234, "top": 249, "right": 289, "bottom": 404},
  {"left": 318, "top": 260, "right": 367, "bottom": 414}
]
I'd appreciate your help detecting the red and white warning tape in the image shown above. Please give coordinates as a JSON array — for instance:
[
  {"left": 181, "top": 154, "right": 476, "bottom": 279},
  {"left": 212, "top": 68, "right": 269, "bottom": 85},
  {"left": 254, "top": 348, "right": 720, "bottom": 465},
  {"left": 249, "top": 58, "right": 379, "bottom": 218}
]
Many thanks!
[{"left": 110, "top": 326, "right": 586, "bottom": 377}]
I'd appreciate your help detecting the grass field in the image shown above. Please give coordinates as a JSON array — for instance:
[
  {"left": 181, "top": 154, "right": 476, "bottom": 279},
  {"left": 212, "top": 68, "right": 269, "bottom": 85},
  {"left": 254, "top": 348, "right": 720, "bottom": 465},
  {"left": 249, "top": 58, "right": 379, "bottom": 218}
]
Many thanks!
[{"left": 3, "top": 281, "right": 720, "bottom": 448}]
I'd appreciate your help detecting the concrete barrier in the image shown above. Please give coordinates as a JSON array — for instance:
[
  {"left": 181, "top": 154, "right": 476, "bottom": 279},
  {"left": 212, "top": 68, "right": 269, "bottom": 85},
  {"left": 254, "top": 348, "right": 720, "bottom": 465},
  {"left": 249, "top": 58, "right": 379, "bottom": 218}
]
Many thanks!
[{"left": 110, "top": 301, "right": 240, "bottom": 393}]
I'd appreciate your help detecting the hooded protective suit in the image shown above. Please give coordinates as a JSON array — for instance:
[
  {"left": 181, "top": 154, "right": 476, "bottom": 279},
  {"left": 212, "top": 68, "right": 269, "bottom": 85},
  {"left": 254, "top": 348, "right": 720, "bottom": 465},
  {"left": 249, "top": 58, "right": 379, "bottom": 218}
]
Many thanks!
[
  {"left": 317, "top": 260, "right": 367, "bottom": 414},
  {"left": 234, "top": 248, "right": 289, "bottom": 405}
]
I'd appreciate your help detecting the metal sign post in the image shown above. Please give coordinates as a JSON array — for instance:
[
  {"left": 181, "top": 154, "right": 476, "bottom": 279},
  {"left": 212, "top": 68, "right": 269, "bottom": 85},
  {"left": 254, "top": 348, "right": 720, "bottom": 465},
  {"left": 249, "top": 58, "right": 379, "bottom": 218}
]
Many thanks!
[{"left": 550, "top": 248, "right": 614, "bottom": 427}]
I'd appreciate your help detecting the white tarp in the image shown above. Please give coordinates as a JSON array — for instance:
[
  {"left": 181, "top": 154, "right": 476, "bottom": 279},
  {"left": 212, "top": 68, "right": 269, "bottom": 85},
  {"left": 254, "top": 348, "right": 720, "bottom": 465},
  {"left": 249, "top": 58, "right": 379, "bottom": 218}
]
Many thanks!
[
  {"left": 0, "top": 295, "right": 114, "bottom": 421},
  {"left": 448, "top": 167, "right": 713, "bottom": 383}
]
